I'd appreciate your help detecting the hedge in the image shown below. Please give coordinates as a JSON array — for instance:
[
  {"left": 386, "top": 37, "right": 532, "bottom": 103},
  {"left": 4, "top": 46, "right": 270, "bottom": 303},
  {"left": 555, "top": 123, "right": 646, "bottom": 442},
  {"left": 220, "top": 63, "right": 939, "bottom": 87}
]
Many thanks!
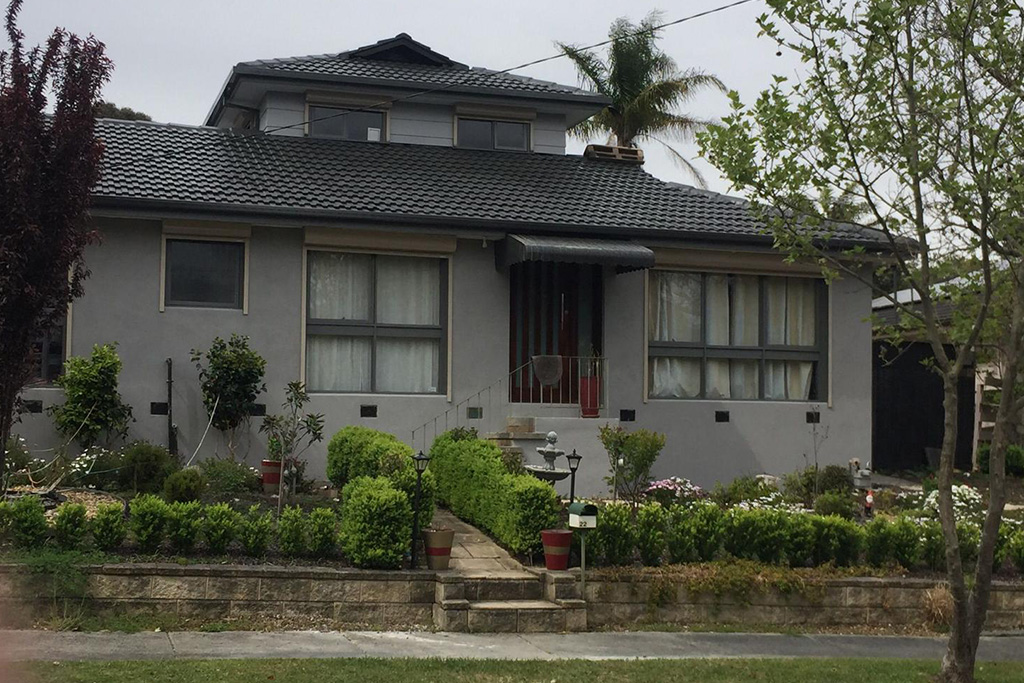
[
  {"left": 340, "top": 476, "right": 411, "bottom": 569},
  {"left": 326, "top": 426, "right": 436, "bottom": 524},
  {"left": 430, "top": 431, "right": 559, "bottom": 555}
]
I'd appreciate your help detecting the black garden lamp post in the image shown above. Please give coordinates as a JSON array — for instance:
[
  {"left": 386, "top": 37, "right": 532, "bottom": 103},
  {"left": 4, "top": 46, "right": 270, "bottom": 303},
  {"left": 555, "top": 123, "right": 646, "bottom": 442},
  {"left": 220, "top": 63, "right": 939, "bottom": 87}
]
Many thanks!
[
  {"left": 566, "top": 449, "right": 582, "bottom": 503},
  {"left": 410, "top": 451, "right": 431, "bottom": 569}
]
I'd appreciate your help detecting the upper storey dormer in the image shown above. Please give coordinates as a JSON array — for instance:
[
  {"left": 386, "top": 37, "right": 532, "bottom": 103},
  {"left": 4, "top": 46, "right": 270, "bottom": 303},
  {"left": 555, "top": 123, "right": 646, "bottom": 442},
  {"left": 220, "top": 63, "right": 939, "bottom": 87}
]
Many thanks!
[{"left": 204, "top": 34, "right": 609, "bottom": 154}]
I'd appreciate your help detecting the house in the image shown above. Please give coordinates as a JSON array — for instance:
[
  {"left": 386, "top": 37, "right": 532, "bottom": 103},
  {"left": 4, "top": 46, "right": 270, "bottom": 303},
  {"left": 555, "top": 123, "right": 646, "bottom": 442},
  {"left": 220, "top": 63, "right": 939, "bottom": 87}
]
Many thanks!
[{"left": 18, "top": 34, "right": 889, "bottom": 496}]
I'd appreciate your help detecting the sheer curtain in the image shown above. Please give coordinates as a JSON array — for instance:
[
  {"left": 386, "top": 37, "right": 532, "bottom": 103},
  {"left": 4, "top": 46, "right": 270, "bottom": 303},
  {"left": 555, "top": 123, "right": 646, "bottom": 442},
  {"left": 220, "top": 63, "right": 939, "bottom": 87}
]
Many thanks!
[
  {"left": 649, "top": 272, "right": 701, "bottom": 398},
  {"left": 706, "top": 275, "right": 760, "bottom": 399},
  {"left": 307, "top": 252, "right": 372, "bottom": 320},
  {"left": 376, "top": 338, "right": 439, "bottom": 393},
  {"left": 765, "top": 277, "right": 817, "bottom": 400},
  {"left": 376, "top": 256, "right": 440, "bottom": 325},
  {"left": 306, "top": 336, "right": 371, "bottom": 392}
]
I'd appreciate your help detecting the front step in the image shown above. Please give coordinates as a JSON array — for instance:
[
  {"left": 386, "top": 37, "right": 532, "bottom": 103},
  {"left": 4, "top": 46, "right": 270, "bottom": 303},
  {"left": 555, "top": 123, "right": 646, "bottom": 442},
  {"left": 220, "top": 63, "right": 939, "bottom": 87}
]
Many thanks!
[{"left": 467, "top": 599, "right": 580, "bottom": 633}]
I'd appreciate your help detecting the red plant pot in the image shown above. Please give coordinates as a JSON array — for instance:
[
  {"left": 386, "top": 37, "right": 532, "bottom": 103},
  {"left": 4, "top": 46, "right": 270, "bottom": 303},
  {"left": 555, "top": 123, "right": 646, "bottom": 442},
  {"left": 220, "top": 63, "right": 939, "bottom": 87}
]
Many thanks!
[
  {"left": 260, "top": 459, "right": 281, "bottom": 494},
  {"left": 541, "top": 529, "right": 572, "bottom": 570},
  {"left": 579, "top": 376, "right": 600, "bottom": 418}
]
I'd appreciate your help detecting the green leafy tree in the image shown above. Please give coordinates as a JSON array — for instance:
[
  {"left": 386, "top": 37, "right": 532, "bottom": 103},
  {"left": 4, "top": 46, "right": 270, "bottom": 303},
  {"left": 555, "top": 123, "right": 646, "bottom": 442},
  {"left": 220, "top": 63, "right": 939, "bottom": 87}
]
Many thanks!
[
  {"left": 48, "top": 344, "right": 133, "bottom": 447},
  {"left": 93, "top": 100, "right": 150, "bottom": 121},
  {"left": 699, "top": 1, "right": 1024, "bottom": 679},
  {"left": 191, "top": 334, "right": 266, "bottom": 460},
  {"left": 558, "top": 10, "right": 725, "bottom": 186},
  {"left": 599, "top": 425, "right": 665, "bottom": 509},
  {"left": 0, "top": 0, "right": 111, "bottom": 478}
]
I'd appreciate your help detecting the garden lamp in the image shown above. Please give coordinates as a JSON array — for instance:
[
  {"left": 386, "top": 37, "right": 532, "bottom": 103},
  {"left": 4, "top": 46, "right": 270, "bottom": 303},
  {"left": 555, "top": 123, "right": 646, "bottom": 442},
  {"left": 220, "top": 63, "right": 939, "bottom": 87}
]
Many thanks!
[
  {"left": 410, "top": 451, "right": 431, "bottom": 568},
  {"left": 566, "top": 449, "right": 582, "bottom": 503}
]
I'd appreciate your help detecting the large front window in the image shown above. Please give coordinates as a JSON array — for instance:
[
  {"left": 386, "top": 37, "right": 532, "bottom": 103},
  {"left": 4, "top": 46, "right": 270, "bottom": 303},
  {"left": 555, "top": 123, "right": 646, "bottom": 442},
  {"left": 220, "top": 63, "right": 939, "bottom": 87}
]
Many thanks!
[
  {"left": 648, "top": 271, "right": 826, "bottom": 400},
  {"left": 305, "top": 251, "right": 446, "bottom": 393}
]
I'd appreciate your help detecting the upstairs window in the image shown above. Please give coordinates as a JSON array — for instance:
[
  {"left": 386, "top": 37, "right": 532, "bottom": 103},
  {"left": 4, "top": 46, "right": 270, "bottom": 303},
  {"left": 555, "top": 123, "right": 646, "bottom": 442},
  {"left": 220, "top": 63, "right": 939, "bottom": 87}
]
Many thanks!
[
  {"left": 456, "top": 118, "right": 529, "bottom": 151},
  {"left": 308, "top": 105, "right": 385, "bottom": 142},
  {"left": 164, "top": 239, "right": 245, "bottom": 309},
  {"left": 31, "top": 315, "right": 66, "bottom": 384}
]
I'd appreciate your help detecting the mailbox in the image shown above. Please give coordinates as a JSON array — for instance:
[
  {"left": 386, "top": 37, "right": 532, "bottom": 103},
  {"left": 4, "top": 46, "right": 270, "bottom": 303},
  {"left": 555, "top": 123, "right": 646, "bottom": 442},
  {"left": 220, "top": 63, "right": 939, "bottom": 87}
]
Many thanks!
[{"left": 568, "top": 502, "right": 598, "bottom": 529}]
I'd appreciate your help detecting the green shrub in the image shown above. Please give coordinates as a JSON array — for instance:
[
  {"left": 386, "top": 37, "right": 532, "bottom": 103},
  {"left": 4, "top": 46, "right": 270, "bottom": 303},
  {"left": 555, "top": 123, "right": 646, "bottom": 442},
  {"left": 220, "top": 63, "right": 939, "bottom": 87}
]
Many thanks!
[
  {"left": 864, "top": 517, "right": 893, "bottom": 567},
  {"left": 979, "top": 443, "right": 1024, "bottom": 478},
  {"left": 890, "top": 516, "right": 921, "bottom": 569},
  {"left": 665, "top": 505, "right": 696, "bottom": 564},
  {"left": 49, "top": 343, "right": 133, "bottom": 448},
  {"left": 384, "top": 459, "right": 437, "bottom": 528},
  {"left": 308, "top": 508, "right": 338, "bottom": 558},
  {"left": 957, "top": 522, "right": 981, "bottom": 566},
  {"left": 812, "top": 515, "right": 863, "bottom": 566},
  {"left": 340, "top": 477, "right": 411, "bottom": 569},
  {"left": 191, "top": 334, "right": 267, "bottom": 459},
  {"left": 712, "top": 475, "right": 775, "bottom": 507},
  {"left": 75, "top": 447, "right": 124, "bottom": 491},
  {"left": 163, "top": 469, "right": 206, "bottom": 503},
  {"left": 813, "top": 491, "right": 857, "bottom": 520},
  {"left": 198, "top": 458, "right": 261, "bottom": 495},
  {"left": 92, "top": 503, "right": 127, "bottom": 551},
  {"left": 278, "top": 505, "right": 307, "bottom": 556},
  {"left": 690, "top": 502, "right": 726, "bottom": 561},
  {"left": 995, "top": 522, "right": 1015, "bottom": 572},
  {"left": 118, "top": 442, "right": 179, "bottom": 494},
  {"left": 636, "top": 503, "right": 668, "bottom": 566},
  {"left": 921, "top": 520, "right": 946, "bottom": 571},
  {"left": 165, "top": 501, "right": 203, "bottom": 554},
  {"left": 429, "top": 431, "right": 559, "bottom": 555},
  {"left": 592, "top": 502, "right": 635, "bottom": 566},
  {"left": 238, "top": 505, "right": 274, "bottom": 557},
  {"left": 52, "top": 503, "right": 88, "bottom": 550},
  {"left": 723, "top": 508, "right": 788, "bottom": 564},
  {"left": 0, "top": 500, "right": 12, "bottom": 538},
  {"left": 11, "top": 496, "right": 48, "bottom": 548},
  {"left": 1009, "top": 529, "right": 1024, "bottom": 573},
  {"left": 599, "top": 425, "right": 665, "bottom": 506},
  {"left": 784, "top": 513, "right": 816, "bottom": 567},
  {"left": 203, "top": 503, "right": 240, "bottom": 554},
  {"left": 129, "top": 494, "right": 169, "bottom": 553},
  {"left": 817, "top": 465, "right": 853, "bottom": 495}
]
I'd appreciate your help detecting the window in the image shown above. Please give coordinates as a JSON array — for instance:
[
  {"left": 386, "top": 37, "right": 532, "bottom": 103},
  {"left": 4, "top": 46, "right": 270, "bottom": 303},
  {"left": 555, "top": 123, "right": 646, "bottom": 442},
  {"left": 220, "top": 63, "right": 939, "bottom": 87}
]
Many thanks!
[
  {"left": 647, "top": 271, "right": 826, "bottom": 400},
  {"left": 164, "top": 239, "right": 245, "bottom": 309},
  {"left": 31, "top": 315, "right": 66, "bottom": 384},
  {"left": 305, "top": 251, "right": 447, "bottom": 394},
  {"left": 456, "top": 118, "right": 529, "bottom": 151},
  {"left": 308, "top": 105, "right": 385, "bottom": 141}
]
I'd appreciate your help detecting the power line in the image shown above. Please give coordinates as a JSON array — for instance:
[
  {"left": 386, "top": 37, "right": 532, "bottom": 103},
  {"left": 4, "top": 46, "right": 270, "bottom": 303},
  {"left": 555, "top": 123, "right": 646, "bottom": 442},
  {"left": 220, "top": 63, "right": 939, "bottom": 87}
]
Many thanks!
[{"left": 105, "top": 0, "right": 757, "bottom": 169}]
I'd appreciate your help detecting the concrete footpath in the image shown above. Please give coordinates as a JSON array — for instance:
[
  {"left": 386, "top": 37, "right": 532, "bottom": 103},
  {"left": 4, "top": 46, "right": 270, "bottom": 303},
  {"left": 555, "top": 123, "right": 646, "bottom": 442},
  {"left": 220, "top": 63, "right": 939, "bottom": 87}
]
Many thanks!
[{"left": 3, "top": 630, "right": 1024, "bottom": 663}]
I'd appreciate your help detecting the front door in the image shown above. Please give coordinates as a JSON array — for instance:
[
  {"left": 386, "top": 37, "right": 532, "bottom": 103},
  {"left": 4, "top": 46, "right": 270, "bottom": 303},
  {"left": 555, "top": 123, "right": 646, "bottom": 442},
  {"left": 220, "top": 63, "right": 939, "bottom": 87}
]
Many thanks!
[{"left": 509, "top": 262, "right": 602, "bottom": 403}]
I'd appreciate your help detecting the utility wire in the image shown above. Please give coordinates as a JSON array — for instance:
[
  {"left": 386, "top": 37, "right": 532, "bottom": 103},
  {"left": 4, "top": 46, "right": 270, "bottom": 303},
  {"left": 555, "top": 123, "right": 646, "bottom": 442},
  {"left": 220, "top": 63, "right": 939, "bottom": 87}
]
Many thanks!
[{"left": 103, "top": 0, "right": 757, "bottom": 169}]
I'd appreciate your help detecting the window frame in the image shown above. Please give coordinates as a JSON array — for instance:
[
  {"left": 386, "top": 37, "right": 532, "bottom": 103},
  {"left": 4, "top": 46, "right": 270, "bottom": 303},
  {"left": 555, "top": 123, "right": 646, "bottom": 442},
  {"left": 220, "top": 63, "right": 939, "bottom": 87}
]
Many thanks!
[
  {"left": 306, "top": 104, "right": 388, "bottom": 142},
  {"left": 646, "top": 270, "right": 829, "bottom": 402},
  {"left": 454, "top": 116, "right": 532, "bottom": 152},
  {"left": 27, "top": 312, "right": 68, "bottom": 386},
  {"left": 303, "top": 249, "right": 449, "bottom": 395},
  {"left": 161, "top": 236, "right": 248, "bottom": 312}
]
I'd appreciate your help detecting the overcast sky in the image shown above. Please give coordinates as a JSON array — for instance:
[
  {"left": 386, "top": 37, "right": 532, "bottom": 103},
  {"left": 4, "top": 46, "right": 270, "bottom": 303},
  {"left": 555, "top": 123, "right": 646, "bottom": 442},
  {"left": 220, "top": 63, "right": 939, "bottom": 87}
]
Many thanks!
[{"left": 16, "top": 0, "right": 801, "bottom": 195}]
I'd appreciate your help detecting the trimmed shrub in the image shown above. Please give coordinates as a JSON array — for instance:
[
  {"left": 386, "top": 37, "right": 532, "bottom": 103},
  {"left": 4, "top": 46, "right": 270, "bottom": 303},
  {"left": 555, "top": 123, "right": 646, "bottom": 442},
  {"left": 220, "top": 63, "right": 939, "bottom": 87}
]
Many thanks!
[
  {"left": 340, "top": 477, "right": 412, "bottom": 569},
  {"left": 1009, "top": 529, "right": 1024, "bottom": 573},
  {"left": 163, "top": 469, "right": 206, "bottom": 503},
  {"left": 130, "top": 494, "right": 169, "bottom": 553},
  {"left": 690, "top": 502, "right": 726, "bottom": 562},
  {"left": 890, "top": 516, "right": 921, "bottom": 569},
  {"left": 813, "top": 491, "right": 857, "bottom": 520},
  {"left": 430, "top": 431, "right": 559, "bottom": 555},
  {"left": 199, "top": 458, "right": 261, "bottom": 495},
  {"left": 118, "top": 442, "right": 179, "bottom": 494},
  {"left": 865, "top": 517, "right": 893, "bottom": 567},
  {"left": 957, "top": 522, "right": 981, "bottom": 566},
  {"left": 203, "top": 503, "right": 240, "bottom": 554},
  {"left": 665, "top": 505, "right": 697, "bottom": 564},
  {"left": 723, "top": 508, "right": 788, "bottom": 564},
  {"left": 278, "top": 505, "right": 307, "bottom": 556},
  {"left": 784, "top": 513, "right": 816, "bottom": 567},
  {"left": 49, "top": 343, "right": 133, "bottom": 448},
  {"left": 308, "top": 508, "right": 338, "bottom": 558},
  {"left": 10, "top": 496, "right": 49, "bottom": 548},
  {"left": 921, "top": 520, "right": 946, "bottom": 571},
  {"left": 812, "top": 515, "right": 863, "bottom": 566},
  {"left": 636, "top": 503, "right": 668, "bottom": 566},
  {"left": 165, "top": 501, "right": 203, "bottom": 554},
  {"left": 995, "top": 522, "right": 1015, "bottom": 572},
  {"left": 817, "top": 465, "right": 853, "bottom": 495},
  {"left": 979, "top": 443, "right": 1024, "bottom": 478},
  {"left": 53, "top": 503, "right": 88, "bottom": 550},
  {"left": 592, "top": 502, "right": 635, "bottom": 566},
  {"left": 92, "top": 503, "right": 128, "bottom": 551},
  {"left": 239, "top": 505, "right": 274, "bottom": 557},
  {"left": 0, "top": 500, "right": 11, "bottom": 538}
]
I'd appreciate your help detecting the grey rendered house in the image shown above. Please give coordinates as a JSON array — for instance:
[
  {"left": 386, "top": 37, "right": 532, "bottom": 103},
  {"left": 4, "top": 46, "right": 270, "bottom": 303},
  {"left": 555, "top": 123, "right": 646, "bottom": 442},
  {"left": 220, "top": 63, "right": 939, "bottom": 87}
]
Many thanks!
[{"left": 19, "top": 34, "right": 886, "bottom": 496}]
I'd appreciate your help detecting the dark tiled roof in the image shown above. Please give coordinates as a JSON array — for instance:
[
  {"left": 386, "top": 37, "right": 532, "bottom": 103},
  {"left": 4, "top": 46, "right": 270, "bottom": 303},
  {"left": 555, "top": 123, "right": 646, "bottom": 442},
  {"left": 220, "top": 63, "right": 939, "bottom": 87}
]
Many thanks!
[{"left": 92, "top": 119, "right": 889, "bottom": 247}]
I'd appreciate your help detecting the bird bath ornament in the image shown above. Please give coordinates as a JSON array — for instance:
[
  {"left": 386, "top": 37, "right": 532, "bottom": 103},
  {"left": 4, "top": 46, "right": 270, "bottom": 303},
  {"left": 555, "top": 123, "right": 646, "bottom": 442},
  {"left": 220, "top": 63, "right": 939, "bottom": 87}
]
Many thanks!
[{"left": 525, "top": 431, "right": 571, "bottom": 483}]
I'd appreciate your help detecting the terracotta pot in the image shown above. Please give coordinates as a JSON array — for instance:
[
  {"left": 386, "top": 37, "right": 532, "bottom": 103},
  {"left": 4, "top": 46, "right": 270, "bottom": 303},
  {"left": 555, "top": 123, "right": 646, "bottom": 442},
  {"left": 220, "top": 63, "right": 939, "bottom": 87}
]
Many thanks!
[
  {"left": 260, "top": 459, "right": 281, "bottom": 494},
  {"left": 579, "top": 376, "right": 600, "bottom": 418},
  {"left": 541, "top": 529, "right": 572, "bottom": 570},
  {"left": 422, "top": 527, "right": 456, "bottom": 570}
]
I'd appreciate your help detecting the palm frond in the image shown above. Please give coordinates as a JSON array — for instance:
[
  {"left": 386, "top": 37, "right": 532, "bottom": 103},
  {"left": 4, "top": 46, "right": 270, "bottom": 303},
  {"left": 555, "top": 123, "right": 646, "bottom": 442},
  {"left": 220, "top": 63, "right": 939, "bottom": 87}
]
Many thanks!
[
  {"left": 556, "top": 42, "right": 609, "bottom": 94},
  {"left": 647, "top": 134, "right": 709, "bottom": 188}
]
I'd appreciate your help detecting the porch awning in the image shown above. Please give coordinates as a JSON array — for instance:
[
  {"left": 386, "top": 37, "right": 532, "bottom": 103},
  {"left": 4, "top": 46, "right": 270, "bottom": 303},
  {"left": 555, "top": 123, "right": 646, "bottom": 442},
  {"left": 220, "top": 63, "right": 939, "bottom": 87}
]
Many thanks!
[{"left": 498, "top": 234, "right": 655, "bottom": 273}]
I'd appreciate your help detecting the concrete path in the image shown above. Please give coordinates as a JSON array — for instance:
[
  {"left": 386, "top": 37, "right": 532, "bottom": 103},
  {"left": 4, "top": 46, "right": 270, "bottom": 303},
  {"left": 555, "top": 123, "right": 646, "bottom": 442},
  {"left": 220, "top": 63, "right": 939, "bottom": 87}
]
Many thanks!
[
  {"left": 4, "top": 630, "right": 1024, "bottom": 663},
  {"left": 432, "top": 509, "right": 528, "bottom": 576}
]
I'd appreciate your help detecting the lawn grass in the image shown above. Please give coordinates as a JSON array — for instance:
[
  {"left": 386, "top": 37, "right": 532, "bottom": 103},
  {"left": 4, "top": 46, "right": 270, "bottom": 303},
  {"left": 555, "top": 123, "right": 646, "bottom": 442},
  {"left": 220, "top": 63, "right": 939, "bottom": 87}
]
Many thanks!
[{"left": 24, "top": 658, "right": 1024, "bottom": 683}]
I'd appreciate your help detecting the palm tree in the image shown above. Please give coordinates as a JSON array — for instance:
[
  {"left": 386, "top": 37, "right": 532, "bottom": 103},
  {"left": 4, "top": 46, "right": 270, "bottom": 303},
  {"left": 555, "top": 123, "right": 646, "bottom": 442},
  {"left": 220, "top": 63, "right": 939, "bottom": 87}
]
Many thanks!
[{"left": 558, "top": 11, "right": 726, "bottom": 187}]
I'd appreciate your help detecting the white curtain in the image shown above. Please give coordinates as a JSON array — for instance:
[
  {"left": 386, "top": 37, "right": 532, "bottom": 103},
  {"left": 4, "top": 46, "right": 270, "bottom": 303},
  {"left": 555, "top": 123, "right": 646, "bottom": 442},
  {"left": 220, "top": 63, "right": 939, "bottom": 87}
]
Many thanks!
[
  {"left": 305, "top": 335, "right": 371, "bottom": 392},
  {"left": 649, "top": 271, "right": 701, "bottom": 342},
  {"left": 649, "top": 357, "right": 700, "bottom": 398},
  {"left": 707, "top": 275, "right": 759, "bottom": 346},
  {"left": 307, "top": 251, "right": 372, "bottom": 320},
  {"left": 376, "top": 256, "right": 440, "bottom": 325},
  {"left": 376, "top": 338, "right": 439, "bottom": 393},
  {"left": 767, "top": 277, "right": 816, "bottom": 346},
  {"left": 707, "top": 359, "right": 759, "bottom": 399},
  {"left": 765, "top": 360, "right": 814, "bottom": 400}
]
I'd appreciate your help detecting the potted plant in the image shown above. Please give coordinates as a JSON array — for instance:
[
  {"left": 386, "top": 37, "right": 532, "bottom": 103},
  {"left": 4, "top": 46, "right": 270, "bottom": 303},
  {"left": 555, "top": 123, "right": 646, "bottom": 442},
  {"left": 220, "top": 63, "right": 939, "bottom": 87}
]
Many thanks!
[
  {"left": 579, "top": 346, "right": 601, "bottom": 418},
  {"left": 421, "top": 526, "right": 456, "bottom": 570},
  {"left": 259, "top": 382, "right": 324, "bottom": 512},
  {"left": 260, "top": 436, "right": 283, "bottom": 494},
  {"left": 540, "top": 528, "right": 572, "bottom": 570}
]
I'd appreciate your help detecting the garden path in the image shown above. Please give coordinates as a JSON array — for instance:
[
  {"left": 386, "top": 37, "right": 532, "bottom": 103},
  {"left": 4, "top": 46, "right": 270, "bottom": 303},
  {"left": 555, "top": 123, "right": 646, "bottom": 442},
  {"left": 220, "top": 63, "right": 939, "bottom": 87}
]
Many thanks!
[{"left": 432, "top": 509, "right": 533, "bottom": 578}]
